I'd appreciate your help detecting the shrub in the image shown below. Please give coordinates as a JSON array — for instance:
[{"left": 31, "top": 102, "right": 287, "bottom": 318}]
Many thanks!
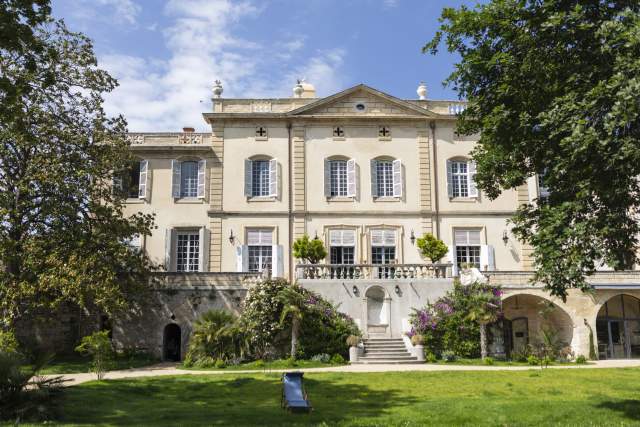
[
  {"left": 214, "top": 359, "right": 226, "bottom": 369},
  {"left": 292, "top": 234, "right": 327, "bottom": 264},
  {"left": 527, "top": 355, "right": 540, "bottom": 366},
  {"left": 285, "top": 357, "right": 298, "bottom": 367},
  {"left": 411, "top": 334, "right": 425, "bottom": 346},
  {"left": 426, "top": 353, "right": 437, "bottom": 363},
  {"left": 330, "top": 354, "right": 346, "bottom": 365},
  {"left": 575, "top": 355, "right": 587, "bottom": 364},
  {"left": 0, "top": 352, "right": 65, "bottom": 422},
  {"left": 416, "top": 233, "right": 448, "bottom": 263},
  {"left": 483, "top": 357, "right": 495, "bottom": 365},
  {"left": 346, "top": 335, "right": 360, "bottom": 347},
  {"left": 0, "top": 330, "right": 19, "bottom": 355},
  {"left": 192, "top": 356, "right": 215, "bottom": 368},
  {"left": 558, "top": 346, "right": 574, "bottom": 362},
  {"left": 184, "top": 310, "right": 247, "bottom": 367},
  {"left": 311, "top": 353, "right": 331, "bottom": 363},
  {"left": 75, "top": 331, "right": 114, "bottom": 380},
  {"left": 542, "top": 355, "right": 553, "bottom": 367},
  {"left": 254, "top": 359, "right": 266, "bottom": 368},
  {"left": 442, "top": 350, "right": 457, "bottom": 362}
]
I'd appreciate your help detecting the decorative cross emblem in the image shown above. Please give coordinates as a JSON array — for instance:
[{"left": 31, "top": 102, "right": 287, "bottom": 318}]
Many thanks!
[
  {"left": 379, "top": 126, "right": 390, "bottom": 137},
  {"left": 333, "top": 126, "right": 344, "bottom": 137},
  {"left": 256, "top": 126, "right": 267, "bottom": 137}
]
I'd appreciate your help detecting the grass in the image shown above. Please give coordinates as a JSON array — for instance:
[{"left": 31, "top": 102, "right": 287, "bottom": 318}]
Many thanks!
[
  {"left": 55, "top": 368, "right": 640, "bottom": 426},
  {"left": 27, "top": 353, "right": 158, "bottom": 375},
  {"left": 429, "top": 357, "right": 584, "bottom": 366},
  {"left": 181, "top": 359, "right": 344, "bottom": 371}
]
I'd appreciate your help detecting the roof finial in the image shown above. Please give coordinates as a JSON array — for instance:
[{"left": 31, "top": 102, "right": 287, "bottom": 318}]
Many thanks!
[
  {"left": 417, "top": 82, "right": 427, "bottom": 100},
  {"left": 212, "top": 80, "right": 223, "bottom": 98}
]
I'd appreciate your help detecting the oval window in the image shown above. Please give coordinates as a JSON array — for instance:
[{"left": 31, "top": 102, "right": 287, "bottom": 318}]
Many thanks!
[{"left": 355, "top": 103, "right": 366, "bottom": 112}]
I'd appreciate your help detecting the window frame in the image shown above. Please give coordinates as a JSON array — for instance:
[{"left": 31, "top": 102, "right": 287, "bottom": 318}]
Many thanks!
[
  {"left": 375, "top": 160, "right": 394, "bottom": 197},
  {"left": 175, "top": 230, "right": 200, "bottom": 272}
]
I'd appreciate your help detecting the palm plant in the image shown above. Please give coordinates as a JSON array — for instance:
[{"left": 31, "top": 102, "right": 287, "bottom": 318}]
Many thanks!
[
  {"left": 465, "top": 289, "right": 500, "bottom": 359},
  {"left": 276, "top": 286, "right": 308, "bottom": 360},
  {"left": 186, "top": 310, "right": 248, "bottom": 365}
]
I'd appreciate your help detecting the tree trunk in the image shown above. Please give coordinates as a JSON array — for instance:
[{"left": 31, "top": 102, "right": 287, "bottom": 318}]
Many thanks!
[
  {"left": 290, "top": 317, "right": 299, "bottom": 359},
  {"left": 480, "top": 322, "right": 488, "bottom": 359}
]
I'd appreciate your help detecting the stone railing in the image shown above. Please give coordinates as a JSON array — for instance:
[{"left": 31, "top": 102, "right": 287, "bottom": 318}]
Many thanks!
[
  {"left": 126, "top": 132, "right": 209, "bottom": 146},
  {"left": 153, "top": 272, "right": 262, "bottom": 289},
  {"left": 485, "top": 270, "right": 640, "bottom": 288},
  {"left": 295, "top": 263, "right": 452, "bottom": 280}
]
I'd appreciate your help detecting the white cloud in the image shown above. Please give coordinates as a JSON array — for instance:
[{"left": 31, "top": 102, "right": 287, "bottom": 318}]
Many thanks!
[
  {"left": 96, "top": 0, "right": 140, "bottom": 24},
  {"left": 97, "top": 0, "right": 348, "bottom": 131}
]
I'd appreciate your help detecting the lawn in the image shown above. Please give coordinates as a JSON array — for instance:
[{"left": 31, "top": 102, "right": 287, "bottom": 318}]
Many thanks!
[
  {"left": 57, "top": 368, "right": 640, "bottom": 426},
  {"left": 27, "top": 353, "right": 158, "bottom": 375},
  {"left": 180, "top": 358, "right": 344, "bottom": 371}
]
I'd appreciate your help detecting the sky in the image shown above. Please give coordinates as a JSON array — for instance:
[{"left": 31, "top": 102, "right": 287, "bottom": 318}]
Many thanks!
[{"left": 52, "top": 0, "right": 478, "bottom": 132}]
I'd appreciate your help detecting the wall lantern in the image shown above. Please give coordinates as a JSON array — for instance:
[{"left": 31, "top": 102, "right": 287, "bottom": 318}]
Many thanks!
[
  {"left": 314, "top": 231, "right": 319, "bottom": 241},
  {"left": 352, "top": 285, "right": 358, "bottom": 295},
  {"left": 502, "top": 230, "right": 509, "bottom": 245},
  {"left": 229, "top": 230, "right": 235, "bottom": 245},
  {"left": 394, "top": 285, "right": 401, "bottom": 295},
  {"left": 410, "top": 230, "right": 416, "bottom": 245}
]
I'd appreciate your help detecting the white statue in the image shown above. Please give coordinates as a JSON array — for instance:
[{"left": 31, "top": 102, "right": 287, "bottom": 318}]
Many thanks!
[{"left": 460, "top": 267, "right": 488, "bottom": 285}]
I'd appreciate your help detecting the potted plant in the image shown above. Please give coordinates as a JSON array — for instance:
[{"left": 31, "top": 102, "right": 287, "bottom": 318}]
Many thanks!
[
  {"left": 416, "top": 233, "right": 448, "bottom": 264},
  {"left": 410, "top": 334, "right": 425, "bottom": 362},
  {"left": 346, "top": 335, "right": 360, "bottom": 363}
]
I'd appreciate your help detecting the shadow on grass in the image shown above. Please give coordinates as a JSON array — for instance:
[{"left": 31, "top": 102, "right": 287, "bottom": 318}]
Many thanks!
[
  {"left": 594, "top": 400, "right": 640, "bottom": 421},
  {"left": 61, "top": 373, "right": 416, "bottom": 426}
]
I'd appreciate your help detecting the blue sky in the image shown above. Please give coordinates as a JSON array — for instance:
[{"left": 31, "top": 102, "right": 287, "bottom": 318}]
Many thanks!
[{"left": 52, "top": 0, "right": 477, "bottom": 131}]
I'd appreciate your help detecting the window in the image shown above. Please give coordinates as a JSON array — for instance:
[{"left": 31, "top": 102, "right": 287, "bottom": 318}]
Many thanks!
[
  {"left": 245, "top": 158, "right": 278, "bottom": 198},
  {"left": 333, "top": 126, "right": 345, "bottom": 137},
  {"left": 447, "top": 159, "right": 477, "bottom": 198},
  {"left": 329, "top": 229, "right": 356, "bottom": 278},
  {"left": 376, "top": 161, "right": 393, "bottom": 197},
  {"left": 247, "top": 229, "right": 272, "bottom": 273},
  {"left": 371, "top": 229, "right": 396, "bottom": 278},
  {"left": 176, "top": 232, "right": 200, "bottom": 272},
  {"left": 255, "top": 126, "right": 268, "bottom": 139},
  {"left": 114, "top": 160, "right": 148, "bottom": 199},
  {"left": 251, "top": 160, "right": 270, "bottom": 197},
  {"left": 538, "top": 173, "right": 550, "bottom": 201},
  {"left": 378, "top": 125, "right": 391, "bottom": 138},
  {"left": 123, "top": 234, "right": 142, "bottom": 253},
  {"left": 454, "top": 229, "right": 481, "bottom": 269},
  {"left": 126, "top": 161, "right": 141, "bottom": 198},
  {"left": 171, "top": 159, "right": 206, "bottom": 199},
  {"left": 330, "top": 160, "right": 348, "bottom": 197},
  {"left": 180, "top": 161, "right": 198, "bottom": 198}
]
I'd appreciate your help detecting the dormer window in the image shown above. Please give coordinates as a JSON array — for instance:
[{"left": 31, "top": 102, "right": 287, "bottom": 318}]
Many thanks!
[
  {"left": 378, "top": 126, "right": 391, "bottom": 139},
  {"left": 255, "top": 126, "right": 268, "bottom": 140},
  {"left": 333, "top": 126, "right": 345, "bottom": 138}
]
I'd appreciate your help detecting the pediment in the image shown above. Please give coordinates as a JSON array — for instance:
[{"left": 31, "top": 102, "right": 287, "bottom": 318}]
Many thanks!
[{"left": 288, "top": 84, "right": 437, "bottom": 118}]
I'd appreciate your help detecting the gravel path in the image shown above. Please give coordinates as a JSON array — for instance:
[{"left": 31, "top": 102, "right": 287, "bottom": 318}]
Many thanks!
[{"left": 46, "top": 359, "right": 640, "bottom": 386}]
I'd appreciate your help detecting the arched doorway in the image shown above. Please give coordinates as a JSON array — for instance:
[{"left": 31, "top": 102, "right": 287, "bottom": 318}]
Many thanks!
[
  {"left": 163, "top": 323, "right": 181, "bottom": 361},
  {"left": 596, "top": 294, "right": 640, "bottom": 359},
  {"left": 501, "top": 294, "right": 573, "bottom": 358},
  {"left": 365, "top": 286, "right": 390, "bottom": 337}
]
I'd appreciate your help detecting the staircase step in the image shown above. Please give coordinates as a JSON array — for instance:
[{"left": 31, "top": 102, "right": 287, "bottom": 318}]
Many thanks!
[
  {"left": 360, "top": 355, "right": 417, "bottom": 360},
  {"left": 353, "top": 359, "right": 424, "bottom": 365}
]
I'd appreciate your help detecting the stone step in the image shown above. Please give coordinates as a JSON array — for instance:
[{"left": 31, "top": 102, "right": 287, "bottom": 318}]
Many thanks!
[
  {"left": 364, "top": 339, "right": 404, "bottom": 342},
  {"left": 364, "top": 343, "right": 406, "bottom": 347},
  {"left": 364, "top": 348, "right": 410, "bottom": 353},
  {"left": 364, "top": 346, "right": 407, "bottom": 351},
  {"left": 352, "top": 359, "right": 424, "bottom": 365},
  {"left": 363, "top": 353, "right": 412, "bottom": 357},
  {"left": 359, "top": 355, "right": 417, "bottom": 360}
]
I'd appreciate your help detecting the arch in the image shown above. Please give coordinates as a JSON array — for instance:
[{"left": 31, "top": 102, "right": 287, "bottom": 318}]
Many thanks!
[
  {"left": 248, "top": 154, "right": 273, "bottom": 161},
  {"left": 364, "top": 286, "right": 390, "bottom": 337},
  {"left": 163, "top": 323, "right": 181, "bottom": 362},
  {"left": 326, "top": 154, "right": 350, "bottom": 162},
  {"left": 501, "top": 293, "right": 574, "bottom": 357},
  {"left": 371, "top": 155, "right": 396, "bottom": 162},
  {"left": 596, "top": 294, "right": 640, "bottom": 359}
]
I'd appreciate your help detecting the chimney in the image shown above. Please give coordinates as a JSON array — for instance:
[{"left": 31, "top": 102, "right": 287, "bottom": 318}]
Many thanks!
[{"left": 183, "top": 127, "right": 195, "bottom": 133}]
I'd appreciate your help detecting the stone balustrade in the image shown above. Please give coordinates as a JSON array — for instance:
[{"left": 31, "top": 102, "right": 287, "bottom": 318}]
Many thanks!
[
  {"left": 295, "top": 263, "right": 452, "bottom": 280},
  {"left": 126, "top": 132, "right": 210, "bottom": 146},
  {"left": 485, "top": 270, "right": 640, "bottom": 288},
  {"left": 153, "top": 272, "right": 262, "bottom": 289}
]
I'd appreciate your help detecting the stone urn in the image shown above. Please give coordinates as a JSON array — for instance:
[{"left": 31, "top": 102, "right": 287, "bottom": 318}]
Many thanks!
[
  {"left": 349, "top": 346, "right": 359, "bottom": 363},
  {"left": 411, "top": 345, "right": 425, "bottom": 362}
]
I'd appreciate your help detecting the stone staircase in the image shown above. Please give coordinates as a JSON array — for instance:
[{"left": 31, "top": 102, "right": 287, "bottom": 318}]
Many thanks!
[{"left": 355, "top": 338, "right": 422, "bottom": 364}]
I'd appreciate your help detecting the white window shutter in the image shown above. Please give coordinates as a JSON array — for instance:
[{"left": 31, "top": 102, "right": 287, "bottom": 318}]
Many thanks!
[
  {"left": 269, "top": 159, "right": 278, "bottom": 198},
  {"left": 343, "top": 229, "right": 356, "bottom": 246},
  {"left": 446, "top": 160, "right": 453, "bottom": 198},
  {"left": 330, "top": 230, "right": 342, "bottom": 246},
  {"left": 272, "top": 244, "right": 284, "bottom": 277},
  {"left": 370, "top": 159, "right": 378, "bottom": 197},
  {"left": 171, "top": 160, "right": 181, "bottom": 198},
  {"left": 383, "top": 229, "right": 396, "bottom": 246},
  {"left": 487, "top": 245, "right": 495, "bottom": 271},
  {"left": 371, "top": 229, "right": 384, "bottom": 246},
  {"left": 480, "top": 245, "right": 492, "bottom": 271},
  {"left": 347, "top": 159, "right": 357, "bottom": 197},
  {"left": 324, "top": 159, "right": 331, "bottom": 197},
  {"left": 198, "top": 227, "right": 210, "bottom": 272},
  {"left": 236, "top": 245, "right": 248, "bottom": 272},
  {"left": 244, "top": 159, "right": 252, "bottom": 197},
  {"left": 447, "top": 245, "right": 458, "bottom": 276},
  {"left": 468, "top": 161, "right": 478, "bottom": 198},
  {"left": 197, "top": 159, "right": 206, "bottom": 199},
  {"left": 165, "top": 228, "right": 176, "bottom": 271},
  {"left": 392, "top": 159, "right": 403, "bottom": 197},
  {"left": 138, "top": 160, "right": 148, "bottom": 199}
]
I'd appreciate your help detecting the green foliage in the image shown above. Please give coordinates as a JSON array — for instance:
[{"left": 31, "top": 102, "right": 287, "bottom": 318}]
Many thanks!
[
  {"left": 587, "top": 323, "right": 598, "bottom": 360},
  {"left": 410, "top": 281, "right": 502, "bottom": 358},
  {"left": 416, "top": 233, "right": 448, "bottom": 263},
  {"left": 285, "top": 357, "right": 298, "bottom": 367},
  {"left": 575, "top": 355, "right": 587, "bottom": 364},
  {"left": 214, "top": 359, "right": 226, "bottom": 369},
  {"left": 292, "top": 234, "right": 327, "bottom": 264},
  {"left": 184, "top": 310, "right": 248, "bottom": 367},
  {"left": 75, "top": 331, "right": 114, "bottom": 380},
  {"left": 330, "top": 354, "right": 346, "bottom": 365},
  {"left": 483, "top": 357, "right": 494, "bottom": 366},
  {"left": 0, "top": 351, "right": 65, "bottom": 422},
  {"left": 426, "top": 1, "right": 640, "bottom": 298},
  {"left": 311, "top": 353, "right": 331, "bottom": 363},
  {"left": 0, "top": 330, "right": 19, "bottom": 354},
  {"left": 426, "top": 352, "right": 437, "bottom": 363},
  {"left": 0, "top": 11, "right": 156, "bottom": 327},
  {"left": 527, "top": 355, "right": 540, "bottom": 366},
  {"left": 442, "top": 350, "right": 457, "bottom": 362}
]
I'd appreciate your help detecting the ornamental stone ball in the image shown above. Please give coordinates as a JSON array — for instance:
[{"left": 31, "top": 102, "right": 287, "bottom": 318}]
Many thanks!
[
  {"left": 417, "top": 82, "right": 427, "bottom": 100},
  {"left": 213, "top": 80, "right": 223, "bottom": 98}
]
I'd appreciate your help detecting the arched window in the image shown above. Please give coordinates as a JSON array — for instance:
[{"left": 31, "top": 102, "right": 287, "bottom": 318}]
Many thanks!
[
  {"left": 324, "top": 156, "right": 356, "bottom": 198},
  {"left": 171, "top": 158, "right": 206, "bottom": 199}
]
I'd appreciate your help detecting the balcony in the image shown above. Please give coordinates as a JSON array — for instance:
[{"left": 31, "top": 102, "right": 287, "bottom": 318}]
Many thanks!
[
  {"left": 153, "top": 272, "right": 262, "bottom": 289},
  {"left": 295, "top": 263, "right": 452, "bottom": 280},
  {"left": 485, "top": 270, "right": 640, "bottom": 289}
]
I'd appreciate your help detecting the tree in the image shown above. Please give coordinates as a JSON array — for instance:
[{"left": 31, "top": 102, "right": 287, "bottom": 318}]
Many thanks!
[
  {"left": 75, "top": 331, "right": 114, "bottom": 380},
  {"left": 465, "top": 288, "right": 501, "bottom": 360},
  {"left": 276, "top": 285, "right": 307, "bottom": 360},
  {"left": 426, "top": 1, "right": 640, "bottom": 299},
  {"left": 416, "top": 233, "right": 448, "bottom": 263},
  {"left": 292, "top": 234, "right": 327, "bottom": 264},
  {"left": 0, "top": 18, "right": 156, "bottom": 328}
]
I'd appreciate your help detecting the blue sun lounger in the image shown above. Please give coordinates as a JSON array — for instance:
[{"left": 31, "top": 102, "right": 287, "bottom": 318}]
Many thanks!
[{"left": 281, "top": 372, "right": 312, "bottom": 413}]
